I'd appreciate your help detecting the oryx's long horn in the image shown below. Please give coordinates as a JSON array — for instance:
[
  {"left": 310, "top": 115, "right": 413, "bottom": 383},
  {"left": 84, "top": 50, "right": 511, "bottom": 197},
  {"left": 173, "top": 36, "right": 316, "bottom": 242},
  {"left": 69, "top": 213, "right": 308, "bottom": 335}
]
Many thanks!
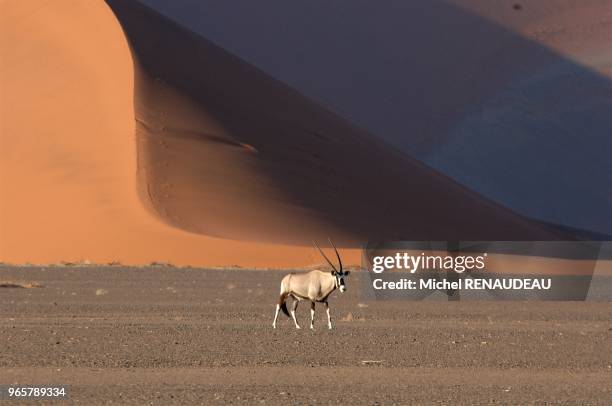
[
  {"left": 313, "top": 241, "right": 338, "bottom": 272},
  {"left": 328, "top": 238, "right": 343, "bottom": 271}
]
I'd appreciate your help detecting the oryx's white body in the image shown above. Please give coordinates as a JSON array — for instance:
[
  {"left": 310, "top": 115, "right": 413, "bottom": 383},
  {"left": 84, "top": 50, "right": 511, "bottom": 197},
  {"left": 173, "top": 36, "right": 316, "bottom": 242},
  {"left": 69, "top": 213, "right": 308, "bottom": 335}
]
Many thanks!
[{"left": 272, "top": 240, "right": 349, "bottom": 330}]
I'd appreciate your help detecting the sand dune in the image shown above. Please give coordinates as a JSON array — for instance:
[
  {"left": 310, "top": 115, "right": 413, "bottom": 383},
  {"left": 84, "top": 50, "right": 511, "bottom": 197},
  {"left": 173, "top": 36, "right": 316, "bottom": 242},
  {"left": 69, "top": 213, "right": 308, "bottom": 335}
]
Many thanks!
[
  {"left": 0, "top": 0, "right": 594, "bottom": 267},
  {"left": 0, "top": 1, "right": 326, "bottom": 267}
]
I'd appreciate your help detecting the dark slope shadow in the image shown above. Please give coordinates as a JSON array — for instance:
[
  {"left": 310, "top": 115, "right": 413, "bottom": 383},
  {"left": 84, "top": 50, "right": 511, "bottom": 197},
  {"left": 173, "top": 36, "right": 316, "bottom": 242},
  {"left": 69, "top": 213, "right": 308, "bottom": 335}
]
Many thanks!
[
  {"left": 137, "top": 0, "right": 612, "bottom": 236},
  {"left": 105, "top": 0, "right": 605, "bottom": 245}
]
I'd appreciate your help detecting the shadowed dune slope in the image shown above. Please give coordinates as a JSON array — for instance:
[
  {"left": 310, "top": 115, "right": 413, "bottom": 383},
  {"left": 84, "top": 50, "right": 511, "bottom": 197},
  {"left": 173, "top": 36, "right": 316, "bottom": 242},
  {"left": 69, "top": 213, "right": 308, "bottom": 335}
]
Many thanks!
[
  {"left": 139, "top": 0, "right": 612, "bottom": 236},
  {"left": 106, "top": 0, "right": 567, "bottom": 245}
]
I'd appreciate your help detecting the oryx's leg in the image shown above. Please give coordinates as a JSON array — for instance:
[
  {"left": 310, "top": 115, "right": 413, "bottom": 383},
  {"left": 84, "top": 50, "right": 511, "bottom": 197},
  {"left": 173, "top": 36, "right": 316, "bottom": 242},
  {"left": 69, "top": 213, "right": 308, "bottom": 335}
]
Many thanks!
[
  {"left": 310, "top": 301, "right": 315, "bottom": 329},
  {"left": 291, "top": 299, "right": 301, "bottom": 329},
  {"left": 324, "top": 301, "right": 332, "bottom": 329},
  {"left": 272, "top": 304, "right": 280, "bottom": 329}
]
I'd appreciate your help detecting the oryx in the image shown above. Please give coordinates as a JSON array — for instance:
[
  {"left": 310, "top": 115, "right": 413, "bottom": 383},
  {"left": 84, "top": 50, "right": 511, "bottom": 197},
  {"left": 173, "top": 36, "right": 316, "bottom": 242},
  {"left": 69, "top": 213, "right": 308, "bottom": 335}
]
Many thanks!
[{"left": 272, "top": 239, "right": 350, "bottom": 330}]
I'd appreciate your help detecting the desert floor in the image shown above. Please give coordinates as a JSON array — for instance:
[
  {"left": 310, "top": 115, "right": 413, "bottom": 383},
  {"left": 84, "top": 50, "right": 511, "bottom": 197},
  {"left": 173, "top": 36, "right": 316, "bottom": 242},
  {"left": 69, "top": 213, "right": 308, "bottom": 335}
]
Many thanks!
[{"left": 1, "top": 266, "right": 611, "bottom": 404}]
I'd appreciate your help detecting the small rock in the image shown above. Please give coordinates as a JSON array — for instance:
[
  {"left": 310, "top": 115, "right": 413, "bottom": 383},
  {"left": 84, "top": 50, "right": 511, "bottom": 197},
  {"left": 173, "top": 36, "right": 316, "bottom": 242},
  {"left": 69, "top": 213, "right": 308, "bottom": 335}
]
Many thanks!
[{"left": 340, "top": 313, "right": 354, "bottom": 322}]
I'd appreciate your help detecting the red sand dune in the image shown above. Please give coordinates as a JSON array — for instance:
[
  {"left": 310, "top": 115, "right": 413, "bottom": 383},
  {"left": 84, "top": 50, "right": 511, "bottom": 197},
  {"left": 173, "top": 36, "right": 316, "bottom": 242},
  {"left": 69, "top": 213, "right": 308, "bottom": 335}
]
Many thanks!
[
  {"left": 0, "top": 0, "right": 591, "bottom": 268},
  {"left": 0, "top": 1, "right": 325, "bottom": 267}
]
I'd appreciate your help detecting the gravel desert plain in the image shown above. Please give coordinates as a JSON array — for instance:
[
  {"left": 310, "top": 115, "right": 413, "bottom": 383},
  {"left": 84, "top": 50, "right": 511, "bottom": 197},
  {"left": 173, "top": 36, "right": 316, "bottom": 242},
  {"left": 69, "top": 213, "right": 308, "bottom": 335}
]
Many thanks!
[{"left": 1, "top": 265, "right": 611, "bottom": 404}]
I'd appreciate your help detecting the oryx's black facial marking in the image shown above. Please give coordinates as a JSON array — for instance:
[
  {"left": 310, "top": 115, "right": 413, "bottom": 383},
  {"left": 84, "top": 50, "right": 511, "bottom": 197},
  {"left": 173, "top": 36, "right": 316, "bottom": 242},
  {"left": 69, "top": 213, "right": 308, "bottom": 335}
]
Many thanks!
[{"left": 333, "top": 270, "right": 347, "bottom": 293}]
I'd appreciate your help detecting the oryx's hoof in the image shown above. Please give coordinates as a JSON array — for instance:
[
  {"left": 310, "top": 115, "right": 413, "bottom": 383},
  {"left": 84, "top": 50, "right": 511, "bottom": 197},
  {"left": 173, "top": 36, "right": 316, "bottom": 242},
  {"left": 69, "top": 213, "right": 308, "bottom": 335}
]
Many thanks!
[
  {"left": 272, "top": 324, "right": 276, "bottom": 329},
  {"left": 310, "top": 325, "right": 314, "bottom": 330},
  {"left": 328, "top": 325, "right": 332, "bottom": 330}
]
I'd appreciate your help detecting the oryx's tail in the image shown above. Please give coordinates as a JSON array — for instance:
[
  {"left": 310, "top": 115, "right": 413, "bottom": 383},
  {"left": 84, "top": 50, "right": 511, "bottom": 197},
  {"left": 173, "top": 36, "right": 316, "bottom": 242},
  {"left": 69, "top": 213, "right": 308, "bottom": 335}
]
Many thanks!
[{"left": 278, "top": 292, "right": 290, "bottom": 317}]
